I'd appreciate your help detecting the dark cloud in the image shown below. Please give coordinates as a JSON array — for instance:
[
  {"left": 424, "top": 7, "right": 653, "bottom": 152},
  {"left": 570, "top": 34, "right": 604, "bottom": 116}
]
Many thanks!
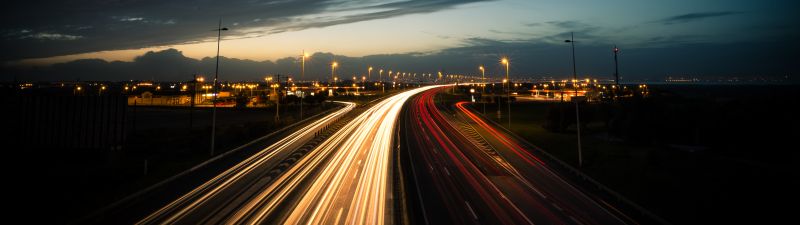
[
  {"left": 1, "top": 0, "right": 491, "bottom": 61},
  {"left": 524, "top": 22, "right": 543, "bottom": 27},
  {"left": 5, "top": 36, "right": 797, "bottom": 82},
  {"left": 545, "top": 20, "right": 586, "bottom": 29},
  {"left": 657, "top": 11, "right": 742, "bottom": 25}
]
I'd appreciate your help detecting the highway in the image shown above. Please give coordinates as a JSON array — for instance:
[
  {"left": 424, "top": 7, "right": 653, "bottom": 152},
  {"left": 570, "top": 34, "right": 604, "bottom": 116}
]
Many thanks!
[
  {"left": 228, "top": 85, "right": 440, "bottom": 225},
  {"left": 137, "top": 101, "right": 356, "bottom": 224},
  {"left": 140, "top": 86, "right": 440, "bottom": 225},
  {"left": 402, "top": 86, "right": 631, "bottom": 225}
]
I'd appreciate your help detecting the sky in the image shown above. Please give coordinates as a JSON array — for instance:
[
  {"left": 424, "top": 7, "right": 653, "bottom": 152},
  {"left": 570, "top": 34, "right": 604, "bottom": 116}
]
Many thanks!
[{"left": 2, "top": 0, "right": 798, "bottom": 81}]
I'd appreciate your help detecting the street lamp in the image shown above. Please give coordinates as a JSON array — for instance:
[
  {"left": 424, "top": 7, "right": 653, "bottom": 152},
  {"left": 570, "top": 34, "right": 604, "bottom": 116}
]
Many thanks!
[
  {"left": 271, "top": 82, "right": 280, "bottom": 122},
  {"left": 613, "top": 45, "right": 620, "bottom": 98},
  {"left": 479, "top": 65, "right": 486, "bottom": 114},
  {"left": 379, "top": 69, "right": 384, "bottom": 93},
  {"left": 565, "top": 32, "right": 584, "bottom": 168},
  {"left": 300, "top": 50, "right": 309, "bottom": 120},
  {"left": 331, "top": 61, "right": 338, "bottom": 85},
  {"left": 368, "top": 66, "right": 373, "bottom": 82},
  {"left": 210, "top": 19, "right": 228, "bottom": 157},
  {"left": 501, "top": 57, "right": 511, "bottom": 128}
]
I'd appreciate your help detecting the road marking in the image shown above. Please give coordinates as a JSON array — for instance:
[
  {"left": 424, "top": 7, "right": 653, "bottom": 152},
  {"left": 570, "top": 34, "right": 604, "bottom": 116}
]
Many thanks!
[
  {"left": 464, "top": 201, "right": 478, "bottom": 220},
  {"left": 569, "top": 216, "right": 585, "bottom": 225},
  {"left": 552, "top": 203, "right": 563, "bottom": 211}
]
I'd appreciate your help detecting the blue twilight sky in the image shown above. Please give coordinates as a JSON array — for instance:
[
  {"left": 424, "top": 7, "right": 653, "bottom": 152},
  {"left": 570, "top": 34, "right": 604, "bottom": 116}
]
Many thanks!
[{"left": 2, "top": 0, "right": 798, "bottom": 81}]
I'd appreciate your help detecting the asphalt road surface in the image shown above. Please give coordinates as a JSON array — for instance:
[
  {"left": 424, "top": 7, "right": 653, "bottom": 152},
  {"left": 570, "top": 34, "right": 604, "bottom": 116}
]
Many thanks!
[{"left": 401, "top": 86, "right": 631, "bottom": 225}]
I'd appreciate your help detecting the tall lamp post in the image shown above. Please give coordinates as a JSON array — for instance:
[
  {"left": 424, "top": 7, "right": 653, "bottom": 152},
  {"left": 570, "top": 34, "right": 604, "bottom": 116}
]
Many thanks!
[
  {"left": 479, "top": 65, "right": 486, "bottom": 114},
  {"left": 565, "top": 32, "right": 583, "bottom": 168},
  {"left": 210, "top": 19, "right": 228, "bottom": 157},
  {"left": 379, "top": 69, "right": 384, "bottom": 93},
  {"left": 613, "top": 45, "right": 620, "bottom": 98},
  {"left": 300, "top": 51, "right": 308, "bottom": 120},
  {"left": 331, "top": 61, "right": 338, "bottom": 86},
  {"left": 368, "top": 67, "right": 373, "bottom": 83},
  {"left": 501, "top": 58, "right": 511, "bottom": 129}
]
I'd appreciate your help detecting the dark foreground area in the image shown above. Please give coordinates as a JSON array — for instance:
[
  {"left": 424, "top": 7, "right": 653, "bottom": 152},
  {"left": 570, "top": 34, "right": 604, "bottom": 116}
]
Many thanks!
[
  {"left": 463, "top": 84, "right": 798, "bottom": 224},
  {"left": 1, "top": 95, "right": 334, "bottom": 223}
]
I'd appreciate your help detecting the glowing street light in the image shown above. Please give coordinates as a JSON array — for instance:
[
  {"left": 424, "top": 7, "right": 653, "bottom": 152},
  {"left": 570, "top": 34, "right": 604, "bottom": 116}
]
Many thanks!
[
  {"left": 479, "top": 65, "right": 486, "bottom": 114},
  {"left": 501, "top": 57, "right": 511, "bottom": 128},
  {"left": 379, "top": 69, "right": 384, "bottom": 93},
  {"left": 331, "top": 61, "right": 338, "bottom": 84},
  {"left": 299, "top": 51, "right": 309, "bottom": 120},
  {"left": 368, "top": 66, "right": 373, "bottom": 82}
]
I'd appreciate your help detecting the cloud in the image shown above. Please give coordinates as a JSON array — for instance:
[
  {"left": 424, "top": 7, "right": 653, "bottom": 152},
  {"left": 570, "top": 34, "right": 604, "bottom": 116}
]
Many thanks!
[
  {"left": 545, "top": 20, "right": 586, "bottom": 29},
  {"left": 524, "top": 22, "right": 543, "bottom": 27},
  {"left": 1, "top": 0, "right": 492, "bottom": 61},
  {"left": 118, "top": 17, "right": 144, "bottom": 22},
  {"left": 5, "top": 36, "right": 797, "bottom": 82},
  {"left": 657, "top": 11, "right": 742, "bottom": 25},
  {"left": 23, "top": 33, "right": 83, "bottom": 41}
]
